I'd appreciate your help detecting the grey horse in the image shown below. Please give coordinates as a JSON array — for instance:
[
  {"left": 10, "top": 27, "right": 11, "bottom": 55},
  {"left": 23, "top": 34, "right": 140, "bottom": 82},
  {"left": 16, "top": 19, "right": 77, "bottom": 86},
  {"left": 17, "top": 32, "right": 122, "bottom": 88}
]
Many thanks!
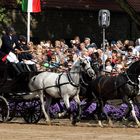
[{"left": 24, "top": 56, "right": 96, "bottom": 125}]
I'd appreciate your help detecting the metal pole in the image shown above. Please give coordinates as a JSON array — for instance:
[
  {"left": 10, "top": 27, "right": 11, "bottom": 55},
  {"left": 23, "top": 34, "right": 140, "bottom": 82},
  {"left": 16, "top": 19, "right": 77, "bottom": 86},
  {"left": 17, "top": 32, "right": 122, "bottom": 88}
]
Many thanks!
[
  {"left": 102, "top": 28, "right": 106, "bottom": 70},
  {"left": 27, "top": 12, "right": 30, "bottom": 43}
]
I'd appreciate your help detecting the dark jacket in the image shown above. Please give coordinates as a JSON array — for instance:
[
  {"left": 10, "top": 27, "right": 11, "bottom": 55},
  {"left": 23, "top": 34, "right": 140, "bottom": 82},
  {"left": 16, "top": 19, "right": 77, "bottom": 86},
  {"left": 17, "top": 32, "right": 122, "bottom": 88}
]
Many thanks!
[
  {"left": 1, "top": 34, "right": 19, "bottom": 54},
  {"left": 17, "top": 44, "right": 33, "bottom": 61}
]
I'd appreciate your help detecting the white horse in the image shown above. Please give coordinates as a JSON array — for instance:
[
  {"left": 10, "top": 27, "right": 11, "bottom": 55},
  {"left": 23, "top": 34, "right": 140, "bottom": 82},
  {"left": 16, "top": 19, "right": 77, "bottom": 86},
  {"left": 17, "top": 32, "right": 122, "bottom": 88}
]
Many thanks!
[{"left": 24, "top": 57, "right": 95, "bottom": 125}]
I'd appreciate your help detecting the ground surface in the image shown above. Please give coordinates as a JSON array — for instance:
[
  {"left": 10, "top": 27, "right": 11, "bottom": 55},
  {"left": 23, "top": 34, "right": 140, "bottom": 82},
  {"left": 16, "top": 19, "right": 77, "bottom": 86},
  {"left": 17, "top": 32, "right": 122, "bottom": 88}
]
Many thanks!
[{"left": 0, "top": 119, "right": 140, "bottom": 140}]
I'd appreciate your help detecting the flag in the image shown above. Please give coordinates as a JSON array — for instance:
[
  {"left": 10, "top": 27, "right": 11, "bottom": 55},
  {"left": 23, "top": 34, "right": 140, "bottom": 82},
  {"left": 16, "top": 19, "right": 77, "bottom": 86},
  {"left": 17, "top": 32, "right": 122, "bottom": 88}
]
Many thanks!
[
  {"left": 22, "top": 0, "right": 41, "bottom": 13},
  {"left": 2, "top": 54, "right": 8, "bottom": 62}
]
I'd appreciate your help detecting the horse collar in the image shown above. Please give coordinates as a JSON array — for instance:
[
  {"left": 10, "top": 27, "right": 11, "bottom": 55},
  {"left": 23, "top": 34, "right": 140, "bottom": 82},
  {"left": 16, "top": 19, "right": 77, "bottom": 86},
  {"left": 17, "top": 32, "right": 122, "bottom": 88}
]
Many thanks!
[{"left": 67, "top": 71, "right": 80, "bottom": 87}]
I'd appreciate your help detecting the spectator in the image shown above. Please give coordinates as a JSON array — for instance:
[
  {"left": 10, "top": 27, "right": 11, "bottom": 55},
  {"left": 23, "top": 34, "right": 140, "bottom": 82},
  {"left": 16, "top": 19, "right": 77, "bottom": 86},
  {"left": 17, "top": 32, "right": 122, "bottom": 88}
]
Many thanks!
[
  {"left": 79, "top": 42, "right": 87, "bottom": 52},
  {"left": 111, "top": 50, "right": 118, "bottom": 67},
  {"left": 135, "top": 38, "right": 140, "bottom": 52},
  {"left": 70, "top": 36, "right": 81, "bottom": 49},
  {"left": 60, "top": 39, "right": 69, "bottom": 52},
  {"left": 16, "top": 35, "right": 37, "bottom": 71},
  {"left": 32, "top": 44, "right": 46, "bottom": 71},
  {"left": 84, "top": 37, "right": 91, "bottom": 49}
]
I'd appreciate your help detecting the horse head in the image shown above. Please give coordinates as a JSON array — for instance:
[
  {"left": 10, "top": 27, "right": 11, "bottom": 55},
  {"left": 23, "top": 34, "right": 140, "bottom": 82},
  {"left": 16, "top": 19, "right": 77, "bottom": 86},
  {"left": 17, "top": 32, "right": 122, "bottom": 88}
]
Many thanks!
[{"left": 79, "top": 56, "right": 96, "bottom": 79}]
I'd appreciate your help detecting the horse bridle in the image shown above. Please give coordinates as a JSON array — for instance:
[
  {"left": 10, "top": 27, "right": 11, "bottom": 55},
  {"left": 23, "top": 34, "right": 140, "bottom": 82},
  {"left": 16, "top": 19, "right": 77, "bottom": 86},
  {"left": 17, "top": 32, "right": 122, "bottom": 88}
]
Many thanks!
[
  {"left": 66, "top": 61, "right": 94, "bottom": 87},
  {"left": 80, "top": 67, "right": 94, "bottom": 86},
  {"left": 81, "top": 59, "right": 96, "bottom": 79}
]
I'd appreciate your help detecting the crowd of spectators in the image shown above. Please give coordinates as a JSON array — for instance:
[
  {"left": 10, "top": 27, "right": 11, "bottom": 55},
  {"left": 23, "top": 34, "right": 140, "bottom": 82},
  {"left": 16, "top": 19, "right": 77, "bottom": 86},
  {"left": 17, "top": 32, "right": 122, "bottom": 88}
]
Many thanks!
[
  {"left": 26, "top": 36, "right": 140, "bottom": 76},
  {"left": 1, "top": 27, "right": 140, "bottom": 76}
]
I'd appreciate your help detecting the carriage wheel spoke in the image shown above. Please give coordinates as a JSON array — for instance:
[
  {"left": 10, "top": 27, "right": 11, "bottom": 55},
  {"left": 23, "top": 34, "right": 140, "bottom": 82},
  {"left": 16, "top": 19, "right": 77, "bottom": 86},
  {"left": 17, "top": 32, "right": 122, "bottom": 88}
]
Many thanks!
[{"left": 22, "top": 99, "right": 41, "bottom": 123}]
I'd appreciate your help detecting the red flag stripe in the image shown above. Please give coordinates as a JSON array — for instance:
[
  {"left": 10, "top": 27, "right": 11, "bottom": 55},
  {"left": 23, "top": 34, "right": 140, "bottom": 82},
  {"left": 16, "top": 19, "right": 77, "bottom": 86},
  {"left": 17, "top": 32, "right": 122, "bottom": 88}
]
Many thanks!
[{"left": 33, "top": 0, "right": 41, "bottom": 12}]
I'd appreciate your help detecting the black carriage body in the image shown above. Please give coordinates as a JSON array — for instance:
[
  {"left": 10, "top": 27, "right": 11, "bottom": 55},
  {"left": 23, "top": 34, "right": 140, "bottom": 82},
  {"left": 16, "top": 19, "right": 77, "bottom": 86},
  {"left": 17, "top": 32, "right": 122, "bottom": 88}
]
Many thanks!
[
  {"left": 0, "top": 62, "right": 42, "bottom": 123},
  {"left": 0, "top": 62, "right": 38, "bottom": 95}
]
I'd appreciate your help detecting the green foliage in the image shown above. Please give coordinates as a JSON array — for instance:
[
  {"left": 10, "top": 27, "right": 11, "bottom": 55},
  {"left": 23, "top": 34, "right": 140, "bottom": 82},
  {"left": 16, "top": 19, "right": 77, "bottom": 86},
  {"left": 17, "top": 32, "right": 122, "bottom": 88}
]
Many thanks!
[
  {"left": 16, "top": 0, "right": 22, "bottom": 5},
  {"left": 115, "top": 0, "right": 140, "bottom": 27},
  {"left": 0, "top": 7, "right": 12, "bottom": 26}
]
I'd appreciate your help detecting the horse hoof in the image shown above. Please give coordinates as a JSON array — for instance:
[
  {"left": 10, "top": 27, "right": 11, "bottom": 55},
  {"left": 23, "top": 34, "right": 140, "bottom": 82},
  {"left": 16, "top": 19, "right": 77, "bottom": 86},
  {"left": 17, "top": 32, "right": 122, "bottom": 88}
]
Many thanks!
[
  {"left": 122, "top": 117, "right": 128, "bottom": 126},
  {"left": 122, "top": 117, "right": 128, "bottom": 122},
  {"left": 98, "top": 120, "right": 104, "bottom": 128},
  {"left": 76, "top": 119, "right": 80, "bottom": 123},
  {"left": 99, "top": 124, "right": 104, "bottom": 128},
  {"left": 109, "top": 121, "right": 114, "bottom": 128},
  {"left": 46, "top": 121, "right": 51, "bottom": 125},
  {"left": 71, "top": 120, "right": 77, "bottom": 126},
  {"left": 70, "top": 116, "right": 77, "bottom": 126},
  {"left": 109, "top": 124, "right": 114, "bottom": 128},
  {"left": 76, "top": 116, "right": 81, "bottom": 122},
  {"left": 53, "top": 113, "right": 59, "bottom": 119},
  {"left": 137, "top": 124, "right": 140, "bottom": 128}
]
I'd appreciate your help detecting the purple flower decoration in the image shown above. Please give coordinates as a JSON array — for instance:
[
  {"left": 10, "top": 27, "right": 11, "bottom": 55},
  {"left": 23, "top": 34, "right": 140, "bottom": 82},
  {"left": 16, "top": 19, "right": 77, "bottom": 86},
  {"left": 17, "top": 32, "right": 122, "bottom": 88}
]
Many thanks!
[{"left": 48, "top": 100, "right": 140, "bottom": 120}]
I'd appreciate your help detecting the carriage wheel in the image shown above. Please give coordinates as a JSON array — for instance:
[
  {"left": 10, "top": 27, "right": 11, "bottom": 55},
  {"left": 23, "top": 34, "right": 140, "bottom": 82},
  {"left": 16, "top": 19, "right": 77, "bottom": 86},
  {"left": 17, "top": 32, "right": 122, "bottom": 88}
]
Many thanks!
[
  {"left": 22, "top": 99, "right": 42, "bottom": 124},
  {"left": 0, "top": 96, "right": 9, "bottom": 122},
  {"left": 8, "top": 101, "right": 24, "bottom": 121}
]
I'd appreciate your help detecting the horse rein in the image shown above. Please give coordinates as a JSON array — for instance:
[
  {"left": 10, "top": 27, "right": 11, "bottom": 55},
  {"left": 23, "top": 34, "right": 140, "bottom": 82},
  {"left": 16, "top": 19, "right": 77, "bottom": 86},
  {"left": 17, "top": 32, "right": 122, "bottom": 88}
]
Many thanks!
[
  {"left": 80, "top": 74, "right": 89, "bottom": 86},
  {"left": 80, "top": 67, "right": 95, "bottom": 86},
  {"left": 124, "top": 72, "right": 138, "bottom": 86},
  {"left": 30, "top": 71, "right": 80, "bottom": 93}
]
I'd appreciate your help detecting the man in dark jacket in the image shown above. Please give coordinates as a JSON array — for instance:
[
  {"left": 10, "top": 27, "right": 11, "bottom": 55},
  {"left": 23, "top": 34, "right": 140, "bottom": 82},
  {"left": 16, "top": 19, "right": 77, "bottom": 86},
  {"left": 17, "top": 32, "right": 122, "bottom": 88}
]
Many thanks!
[
  {"left": 0, "top": 27, "right": 27, "bottom": 75},
  {"left": 1, "top": 27, "right": 19, "bottom": 54}
]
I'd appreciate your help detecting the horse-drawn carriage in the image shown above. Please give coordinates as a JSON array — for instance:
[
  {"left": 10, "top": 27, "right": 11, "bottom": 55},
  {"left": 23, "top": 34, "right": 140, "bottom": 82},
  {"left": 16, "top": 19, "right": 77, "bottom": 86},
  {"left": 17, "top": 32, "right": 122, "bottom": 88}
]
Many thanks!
[
  {"left": 1, "top": 57, "right": 140, "bottom": 127},
  {"left": 0, "top": 57, "right": 95, "bottom": 125},
  {"left": 0, "top": 62, "right": 42, "bottom": 123}
]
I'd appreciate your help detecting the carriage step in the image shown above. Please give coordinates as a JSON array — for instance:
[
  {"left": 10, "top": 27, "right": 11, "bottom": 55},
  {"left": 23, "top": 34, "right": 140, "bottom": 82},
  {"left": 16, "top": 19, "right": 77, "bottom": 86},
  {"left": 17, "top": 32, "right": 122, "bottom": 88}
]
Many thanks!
[{"left": 7, "top": 92, "right": 29, "bottom": 98}]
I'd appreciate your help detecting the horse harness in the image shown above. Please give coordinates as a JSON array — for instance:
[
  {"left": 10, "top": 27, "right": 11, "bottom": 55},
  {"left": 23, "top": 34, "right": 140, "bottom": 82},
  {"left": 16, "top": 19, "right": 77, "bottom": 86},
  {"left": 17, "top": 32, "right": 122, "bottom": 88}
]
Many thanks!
[
  {"left": 55, "top": 71, "right": 80, "bottom": 96},
  {"left": 30, "top": 71, "right": 80, "bottom": 97},
  {"left": 30, "top": 59, "right": 94, "bottom": 96},
  {"left": 97, "top": 71, "right": 139, "bottom": 96},
  {"left": 54, "top": 64, "right": 93, "bottom": 96},
  {"left": 124, "top": 72, "right": 139, "bottom": 96}
]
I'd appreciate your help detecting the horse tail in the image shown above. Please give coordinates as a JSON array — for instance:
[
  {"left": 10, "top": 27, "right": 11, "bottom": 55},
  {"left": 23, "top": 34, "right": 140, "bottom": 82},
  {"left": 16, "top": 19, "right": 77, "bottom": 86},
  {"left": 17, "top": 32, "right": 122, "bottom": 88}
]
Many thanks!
[
  {"left": 29, "top": 75, "right": 37, "bottom": 87},
  {"left": 23, "top": 75, "right": 39, "bottom": 100},
  {"left": 32, "top": 76, "right": 37, "bottom": 83}
]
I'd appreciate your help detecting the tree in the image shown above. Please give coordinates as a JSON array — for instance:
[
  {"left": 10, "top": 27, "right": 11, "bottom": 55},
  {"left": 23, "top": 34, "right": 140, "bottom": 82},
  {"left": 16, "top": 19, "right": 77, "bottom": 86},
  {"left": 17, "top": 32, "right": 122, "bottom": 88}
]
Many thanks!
[
  {"left": 115, "top": 0, "right": 140, "bottom": 27},
  {"left": 0, "top": 6, "right": 12, "bottom": 35},
  {"left": 0, "top": 7, "right": 12, "bottom": 25}
]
